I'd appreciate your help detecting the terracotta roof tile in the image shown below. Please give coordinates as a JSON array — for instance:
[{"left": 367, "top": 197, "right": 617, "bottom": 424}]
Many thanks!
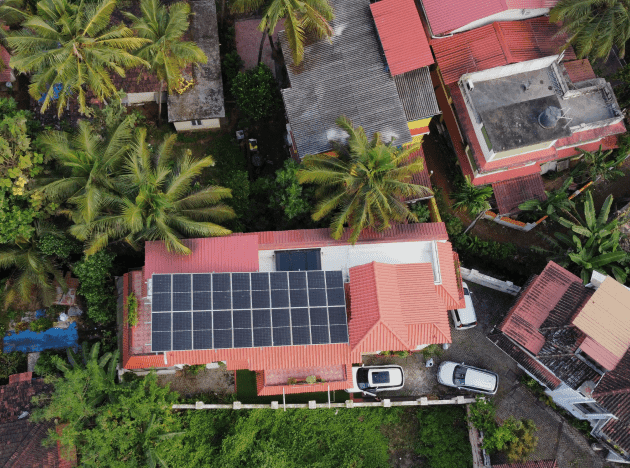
[
  {"left": 0, "top": 46, "right": 13, "bottom": 83},
  {"left": 572, "top": 277, "right": 630, "bottom": 370},
  {"left": 370, "top": 0, "right": 433, "bottom": 75},
  {"left": 422, "top": 0, "right": 507, "bottom": 35},
  {"left": 499, "top": 262, "right": 582, "bottom": 353},
  {"left": 492, "top": 460, "right": 557, "bottom": 468},
  {"left": 563, "top": 59, "right": 597, "bottom": 82},
  {"left": 493, "top": 173, "right": 547, "bottom": 215},
  {"left": 555, "top": 121, "right": 626, "bottom": 149}
]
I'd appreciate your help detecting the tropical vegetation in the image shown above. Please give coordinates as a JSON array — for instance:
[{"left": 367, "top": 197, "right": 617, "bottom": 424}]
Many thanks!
[
  {"left": 230, "top": 0, "right": 334, "bottom": 65},
  {"left": 6, "top": 0, "right": 150, "bottom": 116},
  {"left": 518, "top": 176, "right": 577, "bottom": 221},
  {"left": 416, "top": 406, "right": 473, "bottom": 468},
  {"left": 297, "top": 116, "right": 432, "bottom": 244},
  {"left": 550, "top": 0, "right": 630, "bottom": 59},
  {"left": 571, "top": 145, "right": 626, "bottom": 184},
  {"left": 539, "top": 192, "right": 628, "bottom": 283},
  {"left": 450, "top": 176, "right": 493, "bottom": 216}
]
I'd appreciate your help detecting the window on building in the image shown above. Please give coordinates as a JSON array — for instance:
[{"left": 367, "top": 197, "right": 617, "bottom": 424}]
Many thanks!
[
  {"left": 275, "top": 249, "right": 322, "bottom": 271},
  {"left": 575, "top": 402, "right": 606, "bottom": 415}
]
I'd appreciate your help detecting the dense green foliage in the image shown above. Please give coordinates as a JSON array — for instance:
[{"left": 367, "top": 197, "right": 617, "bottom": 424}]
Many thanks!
[
  {"left": 33, "top": 342, "right": 181, "bottom": 468},
  {"left": 73, "top": 251, "right": 117, "bottom": 324},
  {"left": 298, "top": 116, "right": 432, "bottom": 244},
  {"left": 7, "top": 0, "right": 149, "bottom": 116},
  {"left": 29, "top": 316, "right": 54, "bottom": 333},
  {"left": 415, "top": 406, "right": 473, "bottom": 468},
  {"left": 410, "top": 202, "right": 431, "bottom": 223},
  {"left": 550, "top": 0, "right": 630, "bottom": 59},
  {"left": 126, "top": 293, "right": 138, "bottom": 327},
  {"left": 450, "top": 176, "right": 493, "bottom": 216},
  {"left": 37, "top": 233, "right": 81, "bottom": 259},
  {"left": 33, "top": 348, "right": 66, "bottom": 377},
  {"left": 266, "top": 159, "right": 312, "bottom": 221},
  {"left": 163, "top": 407, "right": 402, "bottom": 468},
  {"left": 221, "top": 51, "right": 244, "bottom": 95},
  {"left": 571, "top": 145, "right": 626, "bottom": 184},
  {"left": 518, "top": 177, "right": 576, "bottom": 221},
  {"left": 231, "top": 64, "right": 282, "bottom": 122},
  {"left": 0, "top": 351, "right": 27, "bottom": 383}
]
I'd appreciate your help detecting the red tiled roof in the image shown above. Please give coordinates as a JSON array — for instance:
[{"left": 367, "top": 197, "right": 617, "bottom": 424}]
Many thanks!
[
  {"left": 563, "top": 59, "right": 597, "bottom": 82},
  {"left": 432, "top": 18, "right": 575, "bottom": 85},
  {"left": 422, "top": 0, "right": 507, "bottom": 35},
  {"left": 555, "top": 121, "right": 626, "bottom": 148},
  {"left": 144, "top": 234, "right": 260, "bottom": 280},
  {"left": 493, "top": 173, "right": 547, "bottom": 215},
  {"left": 499, "top": 262, "right": 582, "bottom": 354},
  {"left": 0, "top": 46, "right": 12, "bottom": 83},
  {"left": 406, "top": 148, "right": 433, "bottom": 201},
  {"left": 110, "top": 66, "right": 161, "bottom": 94},
  {"left": 505, "top": 0, "right": 557, "bottom": 6},
  {"left": 435, "top": 243, "right": 466, "bottom": 309},
  {"left": 556, "top": 134, "right": 620, "bottom": 159},
  {"left": 256, "top": 365, "right": 351, "bottom": 395},
  {"left": 492, "top": 460, "right": 557, "bottom": 468},
  {"left": 370, "top": 0, "right": 433, "bottom": 75},
  {"left": 348, "top": 261, "right": 451, "bottom": 361}
]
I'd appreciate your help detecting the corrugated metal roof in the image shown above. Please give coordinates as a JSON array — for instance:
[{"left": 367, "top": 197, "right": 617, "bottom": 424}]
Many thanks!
[
  {"left": 422, "top": 0, "right": 507, "bottom": 35},
  {"left": 492, "top": 460, "right": 558, "bottom": 468},
  {"left": 493, "top": 173, "right": 547, "bottom": 215},
  {"left": 499, "top": 262, "right": 582, "bottom": 354},
  {"left": 572, "top": 277, "right": 630, "bottom": 370},
  {"left": 279, "top": 0, "right": 412, "bottom": 157},
  {"left": 370, "top": 0, "right": 433, "bottom": 76},
  {"left": 143, "top": 234, "right": 260, "bottom": 280},
  {"left": 563, "top": 59, "right": 597, "bottom": 83},
  {"left": 394, "top": 67, "right": 441, "bottom": 121},
  {"left": 432, "top": 18, "right": 575, "bottom": 85}
]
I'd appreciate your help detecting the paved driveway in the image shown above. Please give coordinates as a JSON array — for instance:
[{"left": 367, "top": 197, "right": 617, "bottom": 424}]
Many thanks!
[{"left": 363, "top": 283, "right": 608, "bottom": 468}]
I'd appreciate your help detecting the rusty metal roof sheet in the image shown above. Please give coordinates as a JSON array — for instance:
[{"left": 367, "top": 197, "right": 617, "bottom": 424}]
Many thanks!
[{"left": 492, "top": 173, "right": 547, "bottom": 215}]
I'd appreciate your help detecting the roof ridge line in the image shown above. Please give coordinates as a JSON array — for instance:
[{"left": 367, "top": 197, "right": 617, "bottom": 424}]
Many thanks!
[{"left": 493, "top": 22, "right": 514, "bottom": 64}]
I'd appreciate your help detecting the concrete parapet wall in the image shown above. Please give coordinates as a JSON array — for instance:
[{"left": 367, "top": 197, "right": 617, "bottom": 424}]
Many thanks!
[{"left": 460, "top": 267, "right": 521, "bottom": 296}]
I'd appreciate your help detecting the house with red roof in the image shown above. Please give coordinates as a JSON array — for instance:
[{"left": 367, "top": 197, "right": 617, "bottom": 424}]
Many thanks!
[
  {"left": 420, "top": 0, "right": 558, "bottom": 36},
  {"left": 488, "top": 262, "right": 630, "bottom": 463},
  {"left": 429, "top": 17, "right": 625, "bottom": 214},
  {"left": 118, "top": 223, "right": 464, "bottom": 396}
]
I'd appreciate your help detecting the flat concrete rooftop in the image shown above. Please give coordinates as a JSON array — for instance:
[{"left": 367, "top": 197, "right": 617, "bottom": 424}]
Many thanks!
[{"left": 467, "top": 66, "right": 618, "bottom": 152}]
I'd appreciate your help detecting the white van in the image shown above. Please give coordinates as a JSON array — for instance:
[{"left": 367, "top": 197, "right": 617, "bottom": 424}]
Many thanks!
[{"left": 451, "top": 282, "right": 477, "bottom": 330}]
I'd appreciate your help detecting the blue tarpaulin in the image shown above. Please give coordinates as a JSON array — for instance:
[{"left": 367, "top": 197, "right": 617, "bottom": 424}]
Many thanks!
[
  {"left": 3, "top": 322, "right": 78, "bottom": 353},
  {"left": 35, "top": 309, "right": 46, "bottom": 318},
  {"left": 38, "top": 83, "right": 63, "bottom": 104}
]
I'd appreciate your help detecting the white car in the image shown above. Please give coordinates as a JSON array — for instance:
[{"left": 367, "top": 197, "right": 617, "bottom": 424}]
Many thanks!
[
  {"left": 346, "top": 365, "right": 404, "bottom": 396},
  {"left": 437, "top": 361, "right": 498, "bottom": 395},
  {"left": 451, "top": 282, "right": 477, "bottom": 330}
]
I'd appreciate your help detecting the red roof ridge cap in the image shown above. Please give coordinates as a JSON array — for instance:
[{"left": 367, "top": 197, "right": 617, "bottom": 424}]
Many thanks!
[{"left": 493, "top": 22, "right": 514, "bottom": 64}]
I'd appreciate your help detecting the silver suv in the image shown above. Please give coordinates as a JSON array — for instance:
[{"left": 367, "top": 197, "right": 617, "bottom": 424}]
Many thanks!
[{"left": 437, "top": 361, "right": 498, "bottom": 395}]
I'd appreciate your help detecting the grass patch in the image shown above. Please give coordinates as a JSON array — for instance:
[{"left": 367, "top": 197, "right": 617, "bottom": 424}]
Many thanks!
[{"left": 236, "top": 370, "right": 347, "bottom": 404}]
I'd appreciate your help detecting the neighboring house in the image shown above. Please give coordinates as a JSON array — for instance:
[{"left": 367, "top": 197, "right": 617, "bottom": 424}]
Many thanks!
[
  {"left": 0, "top": 45, "right": 15, "bottom": 85},
  {"left": 430, "top": 18, "right": 625, "bottom": 214},
  {"left": 488, "top": 262, "right": 630, "bottom": 463},
  {"left": 279, "top": 0, "right": 440, "bottom": 161},
  {"left": 419, "top": 0, "right": 557, "bottom": 36},
  {"left": 111, "top": 67, "right": 164, "bottom": 106},
  {"left": 492, "top": 461, "right": 557, "bottom": 468},
  {"left": 0, "top": 372, "right": 75, "bottom": 468},
  {"left": 167, "top": 0, "right": 225, "bottom": 132},
  {"left": 118, "top": 223, "right": 464, "bottom": 396}
]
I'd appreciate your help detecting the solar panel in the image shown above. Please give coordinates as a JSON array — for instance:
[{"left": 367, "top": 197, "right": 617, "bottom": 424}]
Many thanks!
[{"left": 151, "top": 271, "right": 349, "bottom": 352}]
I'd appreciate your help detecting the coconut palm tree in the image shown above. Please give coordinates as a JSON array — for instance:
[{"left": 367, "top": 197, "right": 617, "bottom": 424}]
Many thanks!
[
  {"left": 450, "top": 176, "right": 493, "bottom": 233},
  {"left": 6, "top": 0, "right": 149, "bottom": 116},
  {"left": 36, "top": 115, "right": 136, "bottom": 224},
  {"left": 231, "top": 0, "right": 333, "bottom": 66},
  {"left": 0, "top": 222, "right": 66, "bottom": 308},
  {"left": 125, "top": 0, "right": 207, "bottom": 122},
  {"left": 550, "top": 0, "right": 630, "bottom": 59},
  {"left": 71, "top": 128, "right": 236, "bottom": 255},
  {"left": 538, "top": 192, "right": 628, "bottom": 283},
  {"left": 296, "top": 116, "right": 432, "bottom": 244}
]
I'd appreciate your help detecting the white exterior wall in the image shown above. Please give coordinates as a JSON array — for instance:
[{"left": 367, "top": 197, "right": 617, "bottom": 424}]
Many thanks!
[
  {"left": 126, "top": 92, "right": 159, "bottom": 105},
  {"left": 546, "top": 383, "right": 612, "bottom": 421},
  {"left": 173, "top": 119, "right": 221, "bottom": 132},
  {"left": 258, "top": 240, "right": 444, "bottom": 283},
  {"left": 449, "top": 9, "right": 550, "bottom": 35}
]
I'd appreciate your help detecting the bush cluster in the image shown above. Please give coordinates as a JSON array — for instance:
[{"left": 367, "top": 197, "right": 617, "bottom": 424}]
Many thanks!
[{"left": 73, "top": 251, "right": 117, "bottom": 324}]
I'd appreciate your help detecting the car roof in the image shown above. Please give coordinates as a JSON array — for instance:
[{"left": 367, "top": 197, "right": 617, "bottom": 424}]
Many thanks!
[
  {"left": 457, "top": 286, "right": 476, "bottom": 325},
  {"left": 464, "top": 368, "right": 497, "bottom": 391},
  {"left": 369, "top": 367, "right": 403, "bottom": 386}
]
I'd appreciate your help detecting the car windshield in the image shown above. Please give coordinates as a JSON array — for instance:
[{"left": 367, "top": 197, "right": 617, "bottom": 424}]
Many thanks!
[
  {"left": 463, "top": 287, "right": 470, "bottom": 295},
  {"left": 371, "top": 371, "right": 390, "bottom": 384},
  {"left": 453, "top": 365, "right": 466, "bottom": 386},
  {"left": 356, "top": 368, "right": 370, "bottom": 389}
]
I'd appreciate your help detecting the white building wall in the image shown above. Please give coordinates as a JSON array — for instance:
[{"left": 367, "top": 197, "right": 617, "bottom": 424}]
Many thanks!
[
  {"left": 174, "top": 119, "right": 221, "bottom": 132},
  {"left": 546, "top": 383, "right": 611, "bottom": 421},
  {"left": 449, "top": 9, "right": 550, "bottom": 35},
  {"left": 258, "top": 240, "right": 444, "bottom": 283}
]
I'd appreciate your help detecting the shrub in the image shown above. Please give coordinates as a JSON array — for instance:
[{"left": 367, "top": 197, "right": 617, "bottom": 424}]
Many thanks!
[
  {"left": 34, "top": 349, "right": 65, "bottom": 377},
  {"left": 15, "top": 321, "right": 28, "bottom": 333},
  {"left": 29, "top": 317, "right": 54, "bottom": 333},
  {"left": 421, "top": 344, "right": 444, "bottom": 359},
  {"left": 0, "top": 351, "right": 27, "bottom": 381},
  {"left": 231, "top": 64, "right": 281, "bottom": 121},
  {"left": 222, "top": 50, "right": 244, "bottom": 93},
  {"left": 287, "top": 377, "right": 297, "bottom": 385},
  {"left": 73, "top": 251, "right": 117, "bottom": 324},
  {"left": 37, "top": 234, "right": 81, "bottom": 259},
  {"left": 305, "top": 375, "right": 317, "bottom": 384},
  {"left": 184, "top": 364, "right": 205, "bottom": 376},
  {"left": 416, "top": 406, "right": 473, "bottom": 468},
  {"left": 504, "top": 418, "right": 538, "bottom": 463},
  {"left": 125, "top": 293, "right": 138, "bottom": 327},
  {"left": 410, "top": 202, "right": 431, "bottom": 223}
]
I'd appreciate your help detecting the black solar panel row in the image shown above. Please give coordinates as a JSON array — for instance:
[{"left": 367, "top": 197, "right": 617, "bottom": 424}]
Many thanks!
[{"left": 150, "top": 271, "right": 348, "bottom": 352}]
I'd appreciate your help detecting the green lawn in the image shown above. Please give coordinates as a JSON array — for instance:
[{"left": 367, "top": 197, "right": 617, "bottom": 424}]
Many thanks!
[{"left": 236, "top": 370, "right": 348, "bottom": 404}]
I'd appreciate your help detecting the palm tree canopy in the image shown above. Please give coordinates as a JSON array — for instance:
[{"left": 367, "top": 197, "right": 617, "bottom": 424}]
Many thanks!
[
  {"left": 297, "top": 116, "right": 432, "bottom": 244},
  {"left": 450, "top": 176, "right": 493, "bottom": 216},
  {"left": 124, "top": 0, "right": 207, "bottom": 91},
  {"left": 0, "top": 221, "right": 66, "bottom": 308},
  {"left": 231, "top": 0, "right": 333, "bottom": 66},
  {"left": 6, "top": 0, "right": 150, "bottom": 116},
  {"left": 36, "top": 115, "right": 136, "bottom": 223},
  {"left": 70, "top": 128, "right": 236, "bottom": 255},
  {"left": 550, "top": 0, "right": 630, "bottom": 59}
]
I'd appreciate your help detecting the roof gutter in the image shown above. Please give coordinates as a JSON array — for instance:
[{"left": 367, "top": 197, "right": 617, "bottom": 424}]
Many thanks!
[{"left": 416, "top": 0, "right": 454, "bottom": 39}]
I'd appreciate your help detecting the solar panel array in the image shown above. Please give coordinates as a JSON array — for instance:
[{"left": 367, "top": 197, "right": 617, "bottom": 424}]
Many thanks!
[{"left": 150, "top": 271, "right": 349, "bottom": 352}]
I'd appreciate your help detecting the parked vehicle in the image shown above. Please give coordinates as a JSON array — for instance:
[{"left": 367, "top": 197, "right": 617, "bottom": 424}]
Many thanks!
[
  {"left": 451, "top": 282, "right": 477, "bottom": 330},
  {"left": 346, "top": 365, "right": 404, "bottom": 396},
  {"left": 437, "top": 361, "right": 498, "bottom": 395}
]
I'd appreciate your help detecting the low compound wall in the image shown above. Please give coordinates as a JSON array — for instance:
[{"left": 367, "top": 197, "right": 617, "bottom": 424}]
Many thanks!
[
  {"left": 460, "top": 268, "right": 521, "bottom": 296},
  {"left": 173, "top": 395, "right": 476, "bottom": 411}
]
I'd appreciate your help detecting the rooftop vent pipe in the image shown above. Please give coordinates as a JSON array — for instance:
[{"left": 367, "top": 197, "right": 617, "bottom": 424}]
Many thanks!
[{"left": 538, "top": 106, "right": 563, "bottom": 128}]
